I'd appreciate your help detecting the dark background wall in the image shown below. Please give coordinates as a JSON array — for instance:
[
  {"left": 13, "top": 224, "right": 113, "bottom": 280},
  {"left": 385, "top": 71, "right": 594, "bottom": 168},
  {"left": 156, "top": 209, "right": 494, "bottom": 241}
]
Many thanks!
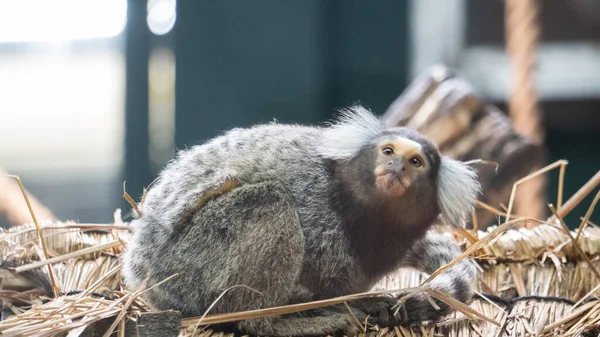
[{"left": 173, "top": 0, "right": 409, "bottom": 147}]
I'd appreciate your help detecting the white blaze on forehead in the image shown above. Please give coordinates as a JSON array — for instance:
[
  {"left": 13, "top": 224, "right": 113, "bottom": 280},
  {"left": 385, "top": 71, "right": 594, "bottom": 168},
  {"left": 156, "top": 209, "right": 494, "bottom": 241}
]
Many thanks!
[{"left": 379, "top": 137, "right": 424, "bottom": 159}]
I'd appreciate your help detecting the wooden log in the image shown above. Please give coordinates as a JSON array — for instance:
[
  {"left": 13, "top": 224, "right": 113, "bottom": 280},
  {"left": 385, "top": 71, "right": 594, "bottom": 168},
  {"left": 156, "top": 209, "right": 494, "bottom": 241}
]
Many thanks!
[{"left": 382, "top": 65, "right": 544, "bottom": 228}]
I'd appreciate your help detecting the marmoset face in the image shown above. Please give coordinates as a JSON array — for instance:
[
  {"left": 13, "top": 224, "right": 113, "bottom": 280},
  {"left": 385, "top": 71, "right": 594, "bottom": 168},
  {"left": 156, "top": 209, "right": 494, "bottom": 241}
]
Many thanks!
[{"left": 373, "top": 136, "right": 433, "bottom": 197}]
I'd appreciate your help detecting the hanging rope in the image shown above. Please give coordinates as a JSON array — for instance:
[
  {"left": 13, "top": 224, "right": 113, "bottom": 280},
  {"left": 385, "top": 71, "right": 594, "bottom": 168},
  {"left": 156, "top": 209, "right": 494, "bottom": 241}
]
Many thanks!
[{"left": 504, "top": 0, "right": 546, "bottom": 223}]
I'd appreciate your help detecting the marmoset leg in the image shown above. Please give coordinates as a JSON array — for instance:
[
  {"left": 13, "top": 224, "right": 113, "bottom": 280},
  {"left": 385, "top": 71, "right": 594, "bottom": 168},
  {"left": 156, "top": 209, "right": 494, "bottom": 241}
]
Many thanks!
[
  {"left": 396, "top": 231, "right": 476, "bottom": 323},
  {"left": 168, "top": 181, "right": 365, "bottom": 336},
  {"left": 240, "top": 310, "right": 367, "bottom": 337},
  {"left": 222, "top": 185, "right": 367, "bottom": 336}
]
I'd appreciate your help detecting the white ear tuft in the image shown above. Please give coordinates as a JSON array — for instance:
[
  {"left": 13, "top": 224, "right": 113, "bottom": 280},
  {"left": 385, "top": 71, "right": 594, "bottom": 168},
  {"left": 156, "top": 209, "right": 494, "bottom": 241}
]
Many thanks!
[
  {"left": 318, "top": 105, "right": 385, "bottom": 160},
  {"left": 437, "top": 157, "right": 481, "bottom": 227}
]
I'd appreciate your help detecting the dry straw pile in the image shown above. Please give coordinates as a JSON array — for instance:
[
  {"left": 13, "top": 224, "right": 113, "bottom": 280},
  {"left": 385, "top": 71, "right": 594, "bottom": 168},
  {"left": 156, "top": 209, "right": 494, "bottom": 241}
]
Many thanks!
[{"left": 0, "top": 163, "right": 599, "bottom": 337}]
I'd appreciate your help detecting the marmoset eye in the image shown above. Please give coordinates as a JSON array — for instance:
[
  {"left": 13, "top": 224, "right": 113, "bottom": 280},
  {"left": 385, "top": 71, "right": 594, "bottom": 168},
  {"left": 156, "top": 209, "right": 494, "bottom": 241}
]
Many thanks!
[{"left": 382, "top": 147, "right": 394, "bottom": 156}]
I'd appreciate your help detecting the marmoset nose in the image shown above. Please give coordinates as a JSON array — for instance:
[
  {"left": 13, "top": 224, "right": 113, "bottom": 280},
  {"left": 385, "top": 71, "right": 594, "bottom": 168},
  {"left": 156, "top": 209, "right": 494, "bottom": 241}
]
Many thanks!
[{"left": 386, "top": 160, "right": 406, "bottom": 173}]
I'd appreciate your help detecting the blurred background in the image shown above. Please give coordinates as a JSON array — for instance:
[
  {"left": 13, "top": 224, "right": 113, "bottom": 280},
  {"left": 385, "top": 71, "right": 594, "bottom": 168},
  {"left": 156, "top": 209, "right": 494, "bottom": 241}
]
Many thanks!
[{"left": 0, "top": 0, "right": 599, "bottom": 226}]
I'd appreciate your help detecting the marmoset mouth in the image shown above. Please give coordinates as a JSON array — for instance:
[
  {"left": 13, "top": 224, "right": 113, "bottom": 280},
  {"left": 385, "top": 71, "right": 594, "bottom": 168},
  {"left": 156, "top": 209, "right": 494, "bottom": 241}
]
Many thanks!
[{"left": 375, "top": 172, "right": 407, "bottom": 196}]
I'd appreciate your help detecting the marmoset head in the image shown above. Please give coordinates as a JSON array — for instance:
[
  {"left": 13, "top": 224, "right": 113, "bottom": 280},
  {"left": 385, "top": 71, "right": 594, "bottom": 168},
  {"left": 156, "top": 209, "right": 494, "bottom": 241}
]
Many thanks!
[
  {"left": 371, "top": 128, "right": 440, "bottom": 199},
  {"left": 319, "top": 106, "right": 481, "bottom": 227}
]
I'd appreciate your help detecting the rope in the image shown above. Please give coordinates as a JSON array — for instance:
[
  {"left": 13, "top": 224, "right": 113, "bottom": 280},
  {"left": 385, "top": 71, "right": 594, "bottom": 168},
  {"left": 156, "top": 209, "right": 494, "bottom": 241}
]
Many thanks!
[{"left": 504, "top": 0, "right": 546, "bottom": 223}]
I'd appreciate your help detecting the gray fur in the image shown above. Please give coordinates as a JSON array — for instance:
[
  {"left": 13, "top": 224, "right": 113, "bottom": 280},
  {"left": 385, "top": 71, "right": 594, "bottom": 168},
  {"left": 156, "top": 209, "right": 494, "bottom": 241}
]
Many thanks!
[
  {"left": 400, "top": 232, "right": 477, "bottom": 322},
  {"left": 122, "top": 106, "right": 480, "bottom": 336}
]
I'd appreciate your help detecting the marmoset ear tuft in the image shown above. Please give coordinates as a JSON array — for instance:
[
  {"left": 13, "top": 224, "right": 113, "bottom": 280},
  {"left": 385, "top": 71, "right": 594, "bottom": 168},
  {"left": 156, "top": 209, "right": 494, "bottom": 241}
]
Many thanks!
[
  {"left": 436, "top": 157, "right": 481, "bottom": 227},
  {"left": 318, "top": 105, "right": 385, "bottom": 160}
]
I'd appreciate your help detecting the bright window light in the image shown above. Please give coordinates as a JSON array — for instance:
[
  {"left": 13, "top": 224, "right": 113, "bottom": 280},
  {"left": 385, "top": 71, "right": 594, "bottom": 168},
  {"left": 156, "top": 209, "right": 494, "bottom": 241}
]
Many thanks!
[
  {"left": 147, "top": 0, "right": 176, "bottom": 36},
  {"left": 0, "top": 0, "right": 127, "bottom": 43}
]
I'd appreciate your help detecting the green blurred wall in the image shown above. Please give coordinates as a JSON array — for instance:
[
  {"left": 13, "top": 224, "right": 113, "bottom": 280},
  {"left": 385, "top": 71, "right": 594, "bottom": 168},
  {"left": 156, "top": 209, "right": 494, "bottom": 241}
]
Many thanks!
[
  {"left": 173, "top": 0, "right": 409, "bottom": 146},
  {"left": 547, "top": 130, "right": 600, "bottom": 227}
]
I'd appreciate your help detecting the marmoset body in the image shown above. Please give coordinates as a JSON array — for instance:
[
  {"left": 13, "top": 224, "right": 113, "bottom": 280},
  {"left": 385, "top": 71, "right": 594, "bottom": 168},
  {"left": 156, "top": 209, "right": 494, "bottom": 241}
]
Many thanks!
[{"left": 122, "top": 106, "right": 480, "bottom": 336}]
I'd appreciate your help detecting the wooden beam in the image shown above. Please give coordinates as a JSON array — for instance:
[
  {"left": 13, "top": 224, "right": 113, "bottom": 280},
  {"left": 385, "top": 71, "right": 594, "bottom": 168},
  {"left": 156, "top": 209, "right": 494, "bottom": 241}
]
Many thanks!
[{"left": 383, "top": 65, "right": 544, "bottom": 228}]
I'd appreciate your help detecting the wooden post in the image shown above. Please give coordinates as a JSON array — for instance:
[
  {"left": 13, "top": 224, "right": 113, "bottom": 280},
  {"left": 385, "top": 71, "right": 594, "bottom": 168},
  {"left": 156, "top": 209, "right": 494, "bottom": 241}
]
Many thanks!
[{"left": 505, "top": 0, "right": 546, "bottom": 225}]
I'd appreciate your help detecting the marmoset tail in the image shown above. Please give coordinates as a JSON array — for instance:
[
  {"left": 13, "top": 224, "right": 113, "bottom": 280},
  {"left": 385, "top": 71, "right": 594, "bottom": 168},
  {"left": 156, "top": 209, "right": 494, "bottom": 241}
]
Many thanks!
[{"left": 122, "top": 106, "right": 480, "bottom": 336}]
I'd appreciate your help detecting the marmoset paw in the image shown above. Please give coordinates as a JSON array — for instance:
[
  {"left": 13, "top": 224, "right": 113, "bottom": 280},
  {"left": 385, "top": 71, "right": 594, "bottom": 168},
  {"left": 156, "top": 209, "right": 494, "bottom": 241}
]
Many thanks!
[
  {"left": 375, "top": 297, "right": 406, "bottom": 327},
  {"left": 392, "top": 293, "right": 452, "bottom": 325},
  {"left": 350, "top": 296, "right": 405, "bottom": 328}
]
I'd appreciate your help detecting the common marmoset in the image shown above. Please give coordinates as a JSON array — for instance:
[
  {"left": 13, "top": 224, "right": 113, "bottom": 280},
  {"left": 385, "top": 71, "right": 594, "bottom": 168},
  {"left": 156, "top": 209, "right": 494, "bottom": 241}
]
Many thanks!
[{"left": 122, "top": 106, "right": 480, "bottom": 336}]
